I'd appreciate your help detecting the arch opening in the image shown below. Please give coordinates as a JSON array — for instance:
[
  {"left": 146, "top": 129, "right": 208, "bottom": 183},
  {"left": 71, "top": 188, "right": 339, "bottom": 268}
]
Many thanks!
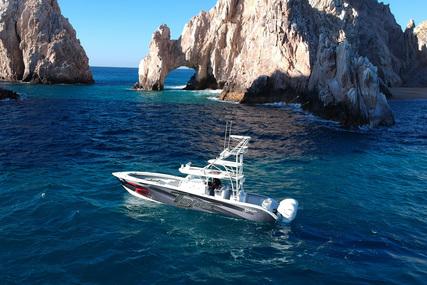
[{"left": 164, "top": 67, "right": 196, "bottom": 90}]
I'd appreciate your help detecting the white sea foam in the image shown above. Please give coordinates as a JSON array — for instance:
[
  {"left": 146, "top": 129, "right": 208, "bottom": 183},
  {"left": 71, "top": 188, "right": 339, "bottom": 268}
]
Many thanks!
[
  {"left": 185, "top": 88, "right": 223, "bottom": 94},
  {"left": 207, "top": 96, "right": 220, "bottom": 101},
  {"left": 263, "top": 102, "right": 287, "bottom": 107},
  {"left": 203, "top": 89, "right": 222, "bottom": 94},
  {"left": 207, "top": 96, "right": 239, "bottom": 104},
  {"left": 164, "top": 85, "right": 187, "bottom": 90}
]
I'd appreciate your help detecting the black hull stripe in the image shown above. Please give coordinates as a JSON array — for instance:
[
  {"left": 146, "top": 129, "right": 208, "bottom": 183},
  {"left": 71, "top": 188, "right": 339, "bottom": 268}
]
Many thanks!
[{"left": 121, "top": 179, "right": 276, "bottom": 223}]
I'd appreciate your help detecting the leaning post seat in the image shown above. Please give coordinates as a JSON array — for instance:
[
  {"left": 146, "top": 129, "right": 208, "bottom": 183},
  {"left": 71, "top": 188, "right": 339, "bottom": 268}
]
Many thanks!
[{"left": 214, "top": 187, "right": 230, "bottom": 199}]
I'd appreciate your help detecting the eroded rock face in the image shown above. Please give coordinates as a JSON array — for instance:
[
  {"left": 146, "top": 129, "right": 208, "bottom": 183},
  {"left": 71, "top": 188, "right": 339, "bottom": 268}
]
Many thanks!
[
  {"left": 415, "top": 21, "right": 427, "bottom": 69},
  {"left": 137, "top": 0, "right": 427, "bottom": 126},
  {"left": 415, "top": 21, "right": 427, "bottom": 48},
  {"left": 0, "top": 0, "right": 93, "bottom": 84},
  {"left": 403, "top": 20, "right": 427, "bottom": 86},
  {"left": 345, "top": 0, "right": 405, "bottom": 88}
]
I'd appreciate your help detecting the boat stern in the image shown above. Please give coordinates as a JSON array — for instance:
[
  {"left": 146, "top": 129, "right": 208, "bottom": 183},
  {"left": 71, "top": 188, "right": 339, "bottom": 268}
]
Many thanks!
[{"left": 276, "top": 199, "right": 298, "bottom": 224}]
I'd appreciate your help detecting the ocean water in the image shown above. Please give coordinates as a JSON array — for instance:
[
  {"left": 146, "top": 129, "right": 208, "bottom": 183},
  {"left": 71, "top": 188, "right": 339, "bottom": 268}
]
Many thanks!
[{"left": 1, "top": 67, "right": 426, "bottom": 284}]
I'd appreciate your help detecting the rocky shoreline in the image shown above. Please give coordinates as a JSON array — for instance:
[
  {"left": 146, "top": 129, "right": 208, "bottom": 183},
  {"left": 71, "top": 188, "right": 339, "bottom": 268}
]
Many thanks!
[
  {"left": 0, "top": 86, "right": 19, "bottom": 100},
  {"left": 389, "top": 88, "right": 427, "bottom": 100}
]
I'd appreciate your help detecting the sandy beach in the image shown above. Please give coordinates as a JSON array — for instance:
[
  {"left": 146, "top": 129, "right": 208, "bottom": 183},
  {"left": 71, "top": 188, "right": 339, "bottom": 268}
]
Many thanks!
[{"left": 389, "top": 88, "right": 427, "bottom": 100}]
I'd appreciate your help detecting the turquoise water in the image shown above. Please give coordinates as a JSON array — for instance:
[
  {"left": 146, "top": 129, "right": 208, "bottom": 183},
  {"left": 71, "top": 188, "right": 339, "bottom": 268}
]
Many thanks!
[{"left": 1, "top": 67, "right": 426, "bottom": 284}]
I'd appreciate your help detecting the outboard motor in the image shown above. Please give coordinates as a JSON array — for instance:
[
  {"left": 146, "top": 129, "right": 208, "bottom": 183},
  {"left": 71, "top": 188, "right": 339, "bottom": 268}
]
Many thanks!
[
  {"left": 262, "top": 198, "right": 279, "bottom": 212},
  {"left": 277, "top": 199, "right": 298, "bottom": 223}
]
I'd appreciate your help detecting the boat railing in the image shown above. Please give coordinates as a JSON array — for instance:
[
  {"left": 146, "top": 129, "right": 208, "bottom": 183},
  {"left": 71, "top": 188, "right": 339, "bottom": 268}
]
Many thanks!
[
  {"left": 179, "top": 163, "right": 244, "bottom": 180},
  {"left": 208, "top": 133, "right": 251, "bottom": 200},
  {"left": 179, "top": 126, "right": 251, "bottom": 201},
  {"left": 221, "top": 137, "right": 250, "bottom": 158}
]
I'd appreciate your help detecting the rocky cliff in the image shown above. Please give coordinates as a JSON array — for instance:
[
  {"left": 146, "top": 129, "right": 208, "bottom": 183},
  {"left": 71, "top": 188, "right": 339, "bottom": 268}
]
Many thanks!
[
  {"left": 403, "top": 20, "right": 427, "bottom": 86},
  {"left": 137, "top": 0, "right": 426, "bottom": 127},
  {"left": 0, "top": 0, "right": 93, "bottom": 84}
]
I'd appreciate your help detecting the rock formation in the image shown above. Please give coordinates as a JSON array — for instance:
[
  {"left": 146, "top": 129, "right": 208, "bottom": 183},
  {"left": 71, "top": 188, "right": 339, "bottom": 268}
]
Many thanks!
[
  {"left": 0, "top": 0, "right": 93, "bottom": 84},
  {"left": 415, "top": 21, "right": 427, "bottom": 52},
  {"left": 0, "top": 85, "right": 19, "bottom": 100},
  {"left": 415, "top": 21, "right": 427, "bottom": 67},
  {"left": 137, "top": 0, "right": 426, "bottom": 127},
  {"left": 403, "top": 20, "right": 427, "bottom": 86}
]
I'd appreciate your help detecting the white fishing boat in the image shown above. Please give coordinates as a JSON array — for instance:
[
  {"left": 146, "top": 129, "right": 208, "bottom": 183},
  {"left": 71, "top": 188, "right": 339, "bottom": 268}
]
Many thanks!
[{"left": 113, "top": 123, "right": 298, "bottom": 224}]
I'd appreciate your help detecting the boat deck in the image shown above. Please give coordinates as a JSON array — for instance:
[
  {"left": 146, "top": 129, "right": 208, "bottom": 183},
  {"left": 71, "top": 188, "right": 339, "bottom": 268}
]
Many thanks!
[
  {"left": 125, "top": 172, "right": 270, "bottom": 207},
  {"left": 246, "top": 193, "right": 269, "bottom": 206},
  {"left": 128, "top": 173, "right": 182, "bottom": 187}
]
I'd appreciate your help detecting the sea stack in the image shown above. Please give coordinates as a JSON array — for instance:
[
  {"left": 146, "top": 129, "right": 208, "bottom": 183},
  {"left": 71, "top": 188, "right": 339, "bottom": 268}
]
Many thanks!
[
  {"left": 0, "top": 0, "right": 93, "bottom": 84},
  {"left": 138, "top": 0, "right": 427, "bottom": 127}
]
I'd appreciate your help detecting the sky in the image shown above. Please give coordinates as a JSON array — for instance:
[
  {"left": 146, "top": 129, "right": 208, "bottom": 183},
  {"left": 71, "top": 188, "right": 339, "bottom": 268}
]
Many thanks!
[{"left": 57, "top": 0, "right": 427, "bottom": 68}]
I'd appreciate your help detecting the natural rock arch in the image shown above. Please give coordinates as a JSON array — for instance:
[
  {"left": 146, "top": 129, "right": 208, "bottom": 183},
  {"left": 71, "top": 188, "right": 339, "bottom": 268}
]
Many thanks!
[
  {"left": 138, "top": 24, "right": 219, "bottom": 91},
  {"left": 135, "top": 0, "right": 427, "bottom": 127}
]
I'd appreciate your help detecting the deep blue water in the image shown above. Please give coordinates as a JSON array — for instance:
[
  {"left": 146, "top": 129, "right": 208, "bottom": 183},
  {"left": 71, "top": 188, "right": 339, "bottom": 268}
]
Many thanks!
[{"left": 1, "top": 67, "right": 426, "bottom": 284}]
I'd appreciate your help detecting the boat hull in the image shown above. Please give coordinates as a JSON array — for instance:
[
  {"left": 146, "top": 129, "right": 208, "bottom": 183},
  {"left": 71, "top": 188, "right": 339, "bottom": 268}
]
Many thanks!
[{"left": 119, "top": 178, "right": 277, "bottom": 223}]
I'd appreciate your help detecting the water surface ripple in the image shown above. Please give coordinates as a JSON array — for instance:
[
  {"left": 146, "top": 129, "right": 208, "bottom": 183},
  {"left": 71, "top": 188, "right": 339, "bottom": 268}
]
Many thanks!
[{"left": 1, "top": 67, "right": 426, "bottom": 284}]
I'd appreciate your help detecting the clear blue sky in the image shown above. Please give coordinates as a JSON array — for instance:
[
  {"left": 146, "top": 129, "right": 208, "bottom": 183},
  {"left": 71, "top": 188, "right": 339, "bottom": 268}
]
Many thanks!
[{"left": 57, "top": 0, "right": 427, "bottom": 68}]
